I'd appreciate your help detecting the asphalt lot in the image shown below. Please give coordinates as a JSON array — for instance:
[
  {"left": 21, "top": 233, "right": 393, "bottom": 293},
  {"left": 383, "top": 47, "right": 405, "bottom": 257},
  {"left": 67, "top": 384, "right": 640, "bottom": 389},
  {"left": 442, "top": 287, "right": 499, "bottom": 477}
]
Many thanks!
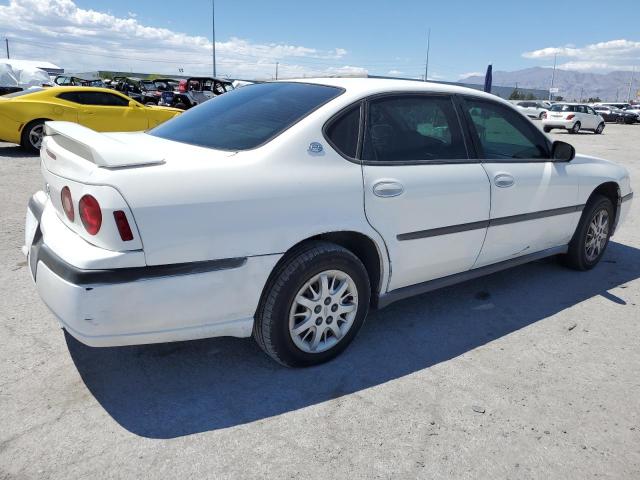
[{"left": 1, "top": 123, "right": 639, "bottom": 479}]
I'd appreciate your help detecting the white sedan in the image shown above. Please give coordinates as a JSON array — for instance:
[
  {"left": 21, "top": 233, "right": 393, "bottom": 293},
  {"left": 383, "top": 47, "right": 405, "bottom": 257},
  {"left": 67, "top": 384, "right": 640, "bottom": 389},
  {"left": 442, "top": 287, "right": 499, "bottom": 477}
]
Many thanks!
[
  {"left": 25, "top": 79, "right": 633, "bottom": 367},
  {"left": 542, "top": 103, "right": 606, "bottom": 134}
]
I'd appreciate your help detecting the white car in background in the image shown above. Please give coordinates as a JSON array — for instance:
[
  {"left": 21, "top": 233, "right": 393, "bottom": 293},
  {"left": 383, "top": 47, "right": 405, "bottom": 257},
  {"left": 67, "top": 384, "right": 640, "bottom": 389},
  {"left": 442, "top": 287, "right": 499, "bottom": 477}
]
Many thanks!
[
  {"left": 25, "top": 79, "right": 632, "bottom": 367},
  {"left": 513, "top": 100, "right": 550, "bottom": 120},
  {"left": 543, "top": 103, "right": 606, "bottom": 134}
]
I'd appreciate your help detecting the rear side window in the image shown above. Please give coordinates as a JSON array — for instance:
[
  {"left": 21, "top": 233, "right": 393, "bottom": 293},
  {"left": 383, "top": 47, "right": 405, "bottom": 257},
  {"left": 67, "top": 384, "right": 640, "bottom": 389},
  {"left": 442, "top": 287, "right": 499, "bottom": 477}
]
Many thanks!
[
  {"left": 362, "top": 95, "right": 467, "bottom": 162},
  {"left": 58, "top": 91, "right": 130, "bottom": 107},
  {"left": 150, "top": 82, "right": 343, "bottom": 151},
  {"left": 325, "top": 104, "right": 361, "bottom": 158},
  {"left": 464, "top": 98, "right": 550, "bottom": 160}
]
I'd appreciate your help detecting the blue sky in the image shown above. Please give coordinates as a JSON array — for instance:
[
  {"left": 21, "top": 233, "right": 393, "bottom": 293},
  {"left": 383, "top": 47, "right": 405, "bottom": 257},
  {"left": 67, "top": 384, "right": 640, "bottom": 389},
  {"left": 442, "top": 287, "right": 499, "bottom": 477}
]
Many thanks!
[{"left": 1, "top": 0, "right": 640, "bottom": 79}]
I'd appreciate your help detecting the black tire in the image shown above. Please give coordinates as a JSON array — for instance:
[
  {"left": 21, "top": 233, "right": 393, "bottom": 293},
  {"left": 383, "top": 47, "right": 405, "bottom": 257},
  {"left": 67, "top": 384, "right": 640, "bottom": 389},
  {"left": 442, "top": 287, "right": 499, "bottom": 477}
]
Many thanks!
[
  {"left": 174, "top": 102, "right": 187, "bottom": 110},
  {"left": 539, "top": 112, "right": 545, "bottom": 120},
  {"left": 254, "top": 241, "right": 371, "bottom": 367},
  {"left": 595, "top": 123, "right": 605, "bottom": 134},
  {"left": 569, "top": 122, "right": 581, "bottom": 134},
  {"left": 543, "top": 126, "right": 552, "bottom": 133},
  {"left": 20, "top": 119, "right": 46, "bottom": 153},
  {"left": 561, "top": 194, "right": 614, "bottom": 270}
]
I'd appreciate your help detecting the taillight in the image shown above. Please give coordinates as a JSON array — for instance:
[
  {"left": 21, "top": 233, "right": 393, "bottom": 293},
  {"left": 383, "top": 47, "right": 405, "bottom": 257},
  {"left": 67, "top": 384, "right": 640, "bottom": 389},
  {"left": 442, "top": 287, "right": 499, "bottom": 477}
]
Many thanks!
[
  {"left": 566, "top": 114, "right": 575, "bottom": 120},
  {"left": 60, "top": 186, "right": 74, "bottom": 221},
  {"left": 79, "top": 195, "right": 102, "bottom": 235},
  {"left": 113, "top": 210, "right": 134, "bottom": 241}
]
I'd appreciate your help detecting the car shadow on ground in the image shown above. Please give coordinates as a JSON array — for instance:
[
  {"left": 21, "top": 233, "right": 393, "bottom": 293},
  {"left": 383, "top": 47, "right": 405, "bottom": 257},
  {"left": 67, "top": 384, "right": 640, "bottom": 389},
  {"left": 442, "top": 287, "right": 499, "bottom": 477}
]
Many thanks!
[
  {"left": 66, "top": 241, "right": 640, "bottom": 439},
  {"left": 0, "top": 144, "right": 33, "bottom": 158}
]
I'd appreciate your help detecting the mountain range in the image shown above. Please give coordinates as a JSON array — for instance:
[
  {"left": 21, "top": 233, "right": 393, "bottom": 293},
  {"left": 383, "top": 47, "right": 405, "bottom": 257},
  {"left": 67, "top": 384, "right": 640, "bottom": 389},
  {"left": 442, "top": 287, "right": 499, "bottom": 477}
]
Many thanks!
[{"left": 462, "top": 67, "right": 638, "bottom": 102}]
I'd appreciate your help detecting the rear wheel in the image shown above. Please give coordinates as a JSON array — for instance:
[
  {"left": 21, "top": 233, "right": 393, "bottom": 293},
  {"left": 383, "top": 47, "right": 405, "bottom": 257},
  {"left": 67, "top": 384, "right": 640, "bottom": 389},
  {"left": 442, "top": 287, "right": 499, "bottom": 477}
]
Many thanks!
[
  {"left": 569, "top": 122, "right": 581, "bottom": 134},
  {"left": 561, "top": 195, "right": 614, "bottom": 270},
  {"left": 543, "top": 126, "right": 552, "bottom": 133},
  {"left": 595, "top": 123, "right": 605, "bottom": 134},
  {"left": 20, "top": 119, "right": 46, "bottom": 153},
  {"left": 254, "top": 241, "right": 370, "bottom": 367}
]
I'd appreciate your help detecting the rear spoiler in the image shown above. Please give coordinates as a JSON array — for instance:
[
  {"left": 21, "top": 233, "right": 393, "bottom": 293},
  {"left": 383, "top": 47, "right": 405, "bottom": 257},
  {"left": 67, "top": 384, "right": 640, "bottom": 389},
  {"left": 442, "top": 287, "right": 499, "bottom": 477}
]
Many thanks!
[{"left": 44, "top": 121, "right": 165, "bottom": 168}]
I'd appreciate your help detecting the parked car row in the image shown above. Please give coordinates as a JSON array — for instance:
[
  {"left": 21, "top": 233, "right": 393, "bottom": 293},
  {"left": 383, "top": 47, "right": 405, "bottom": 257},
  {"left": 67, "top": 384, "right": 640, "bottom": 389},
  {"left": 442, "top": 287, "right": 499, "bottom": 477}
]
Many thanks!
[{"left": 0, "top": 86, "right": 182, "bottom": 152}]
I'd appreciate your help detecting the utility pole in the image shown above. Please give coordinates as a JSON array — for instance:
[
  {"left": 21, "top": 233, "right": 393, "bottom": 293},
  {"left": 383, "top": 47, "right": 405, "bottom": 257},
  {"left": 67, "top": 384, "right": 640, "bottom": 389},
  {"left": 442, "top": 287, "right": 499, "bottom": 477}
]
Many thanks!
[
  {"left": 579, "top": 87, "right": 584, "bottom": 102},
  {"left": 4, "top": 38, "right": 8, "bottom": 59},
  {"left": 424, "top": 28, "right": 431, "bottom": 82},
  {"left": 275, "top": 62, "right": 279, "bottom": 80},
  {"left": 211, "top": 0, "right": 216, "bottom": 77},
  {"left": 626, "top": 67, "right": 635, "bottom": 102},
  {"left": 549, "top": 53, "right": 557, "bottom": 101}
]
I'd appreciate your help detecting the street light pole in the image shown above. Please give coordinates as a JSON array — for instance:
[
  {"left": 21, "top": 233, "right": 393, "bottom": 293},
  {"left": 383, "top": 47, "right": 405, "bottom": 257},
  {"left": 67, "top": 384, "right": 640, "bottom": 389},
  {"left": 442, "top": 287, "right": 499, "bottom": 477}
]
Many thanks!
[
  {"left": 549, "top": 53, "right": 557, "bottom": 101},
  {"left": 424, "top": 28, "right": 430, "bottom": 82},
  {"left": 4, "top": 38, "right": 9, "bottom": 59},
  {"left": 212, "top": 0, "right": 216, "bottom": 77}
]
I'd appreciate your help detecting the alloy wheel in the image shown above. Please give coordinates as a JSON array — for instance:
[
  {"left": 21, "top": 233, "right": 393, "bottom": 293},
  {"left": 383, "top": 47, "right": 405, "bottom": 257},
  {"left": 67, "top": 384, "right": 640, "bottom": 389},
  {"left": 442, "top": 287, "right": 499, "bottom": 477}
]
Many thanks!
[
  {"left": 585, "top": 209, "right": 609, "bottom": 262},
  {"left": 288, "top": 269, "right": 358, "bottom": 354},
  {"left": 29, "top": 124, "right": 44, "bottom": 150}
]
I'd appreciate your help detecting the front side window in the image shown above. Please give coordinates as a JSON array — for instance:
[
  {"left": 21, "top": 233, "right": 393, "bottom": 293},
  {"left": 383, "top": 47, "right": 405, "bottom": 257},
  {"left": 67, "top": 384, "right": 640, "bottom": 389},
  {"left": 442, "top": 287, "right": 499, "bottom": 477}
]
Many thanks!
[
  {"left": 70, "top": 92, "right": 130, "bottom": 107},
  {"left": 150, "top": 82, "right": 343, "bottom": 151},
  {"left": 464, "top": 98, "right": 550, "bottom": 160},
  {"left": 362, "top": 95, "right": 467, "bottom": 162}
]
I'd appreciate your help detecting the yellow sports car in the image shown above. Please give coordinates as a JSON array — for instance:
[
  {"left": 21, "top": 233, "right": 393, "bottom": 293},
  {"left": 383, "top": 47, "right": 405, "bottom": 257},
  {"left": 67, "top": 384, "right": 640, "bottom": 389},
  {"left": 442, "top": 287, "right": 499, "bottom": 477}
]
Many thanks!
[{"left": 0, "top": 86, "right": 183, "bottom": 152}]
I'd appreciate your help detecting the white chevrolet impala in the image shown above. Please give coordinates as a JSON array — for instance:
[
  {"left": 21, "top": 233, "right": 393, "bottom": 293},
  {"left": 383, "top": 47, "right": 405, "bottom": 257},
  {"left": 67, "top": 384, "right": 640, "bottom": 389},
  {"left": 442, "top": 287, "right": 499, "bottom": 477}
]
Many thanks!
[{"left": 25, "top": 79, "right": 633, "bottom": 367}]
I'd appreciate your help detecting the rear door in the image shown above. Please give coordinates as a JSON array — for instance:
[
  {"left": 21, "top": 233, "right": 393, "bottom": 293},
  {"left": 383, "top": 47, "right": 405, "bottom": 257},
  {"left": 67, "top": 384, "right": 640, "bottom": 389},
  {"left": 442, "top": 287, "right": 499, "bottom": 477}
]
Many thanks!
[
  {"left": 461, "top": 97, "right": 580, "bottom": 267},
  {"left": 360, "top": 93, "right": 490, "bottom": 291}
]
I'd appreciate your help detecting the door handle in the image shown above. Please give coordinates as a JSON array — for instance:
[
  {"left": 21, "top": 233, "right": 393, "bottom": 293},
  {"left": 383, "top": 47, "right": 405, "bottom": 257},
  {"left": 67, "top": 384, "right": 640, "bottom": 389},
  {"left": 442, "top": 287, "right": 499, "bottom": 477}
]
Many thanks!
[
  {"left": 373, "top": 181, "right": 404, "bottom": 198},
  {"left": 494, "top": 173, "right": 515, "bottom": 188}
]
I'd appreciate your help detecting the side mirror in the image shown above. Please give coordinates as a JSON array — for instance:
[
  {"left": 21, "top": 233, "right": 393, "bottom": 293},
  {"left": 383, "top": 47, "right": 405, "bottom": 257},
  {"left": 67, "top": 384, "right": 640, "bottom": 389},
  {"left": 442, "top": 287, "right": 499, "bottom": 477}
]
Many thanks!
[{"left": 552, "top": 140, "right": 575, "bottom": 162}]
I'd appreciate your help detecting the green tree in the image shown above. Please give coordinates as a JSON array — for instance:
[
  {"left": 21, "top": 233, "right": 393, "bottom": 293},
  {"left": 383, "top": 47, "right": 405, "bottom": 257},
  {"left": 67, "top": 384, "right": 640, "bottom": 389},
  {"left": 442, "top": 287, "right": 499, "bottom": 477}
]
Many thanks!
[
  {"left": 587, "top": 97, "right": 601, "bottom": 103},
  {"left": 509, "top": 89, "right": 525, "bottom": 100}
]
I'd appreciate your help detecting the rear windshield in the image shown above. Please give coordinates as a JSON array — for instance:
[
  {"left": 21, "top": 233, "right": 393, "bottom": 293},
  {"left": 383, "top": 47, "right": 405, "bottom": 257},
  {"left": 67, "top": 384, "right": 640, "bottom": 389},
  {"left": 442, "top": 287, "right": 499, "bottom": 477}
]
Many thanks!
[
  {"left": 550, "top": 104, "right": 576, "bottom": 112},
  {"left": 149, "top": 82, "right": 342, "bottom": 150}
]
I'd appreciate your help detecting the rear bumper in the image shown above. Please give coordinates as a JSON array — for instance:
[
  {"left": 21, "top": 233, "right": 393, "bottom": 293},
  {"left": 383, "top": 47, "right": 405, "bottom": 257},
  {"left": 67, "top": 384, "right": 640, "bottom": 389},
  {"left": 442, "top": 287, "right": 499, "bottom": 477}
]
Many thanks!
[
  {"left": 26, "top": 193, "right": 281, "bottom": 347},
  {"left": 543, "top": 119, "right": 575, "bottom": 130}
]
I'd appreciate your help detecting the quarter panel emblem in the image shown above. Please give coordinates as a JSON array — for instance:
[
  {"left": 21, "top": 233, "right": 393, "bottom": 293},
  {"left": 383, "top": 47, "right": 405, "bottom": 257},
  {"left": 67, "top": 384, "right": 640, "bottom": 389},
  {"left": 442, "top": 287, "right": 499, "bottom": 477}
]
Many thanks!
[{"left": 308, "top": 142, "right": 323, "bottom": 154}]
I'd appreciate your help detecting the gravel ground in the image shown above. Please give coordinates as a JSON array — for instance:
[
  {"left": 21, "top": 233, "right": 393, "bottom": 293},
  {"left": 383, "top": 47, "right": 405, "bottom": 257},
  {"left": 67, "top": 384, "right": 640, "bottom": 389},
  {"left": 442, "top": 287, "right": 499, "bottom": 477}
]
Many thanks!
[{"left": 0, "top": 123, "right": 639, "bottom": 479}]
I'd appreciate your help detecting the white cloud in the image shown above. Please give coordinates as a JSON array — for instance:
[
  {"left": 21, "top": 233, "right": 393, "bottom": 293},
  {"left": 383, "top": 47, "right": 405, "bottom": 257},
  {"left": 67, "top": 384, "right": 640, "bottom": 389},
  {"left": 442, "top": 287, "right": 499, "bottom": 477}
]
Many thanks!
[
  {"left": 522, "top": 39, "right": 640, "bottom": 71},
  {"left": 0, "top": 0, "right": 362, "bottom": 79},
  {"left": 459, "top": 71, "right": 483, "bottom": 79}
]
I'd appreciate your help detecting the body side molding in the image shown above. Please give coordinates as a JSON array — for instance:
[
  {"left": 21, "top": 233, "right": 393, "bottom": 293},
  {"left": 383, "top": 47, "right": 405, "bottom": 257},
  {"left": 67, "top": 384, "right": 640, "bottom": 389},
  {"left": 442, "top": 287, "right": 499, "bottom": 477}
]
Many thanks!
[{"left": 397, "top": 205, "right": 584, "bottom": 241}]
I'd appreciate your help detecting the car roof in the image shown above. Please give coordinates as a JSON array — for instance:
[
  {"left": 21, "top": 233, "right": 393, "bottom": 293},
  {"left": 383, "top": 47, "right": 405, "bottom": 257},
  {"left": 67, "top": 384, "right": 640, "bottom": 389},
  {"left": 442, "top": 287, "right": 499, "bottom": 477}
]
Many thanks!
[{"left": 286, "top": 77, "right": 508, "bottom": 103}]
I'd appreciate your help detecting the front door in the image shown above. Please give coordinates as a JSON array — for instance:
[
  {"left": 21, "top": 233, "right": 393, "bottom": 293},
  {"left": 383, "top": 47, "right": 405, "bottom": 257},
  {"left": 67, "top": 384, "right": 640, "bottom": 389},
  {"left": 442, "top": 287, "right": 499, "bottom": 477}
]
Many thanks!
[
  {"left": 361, "top": 94, "right": 491, "bottom": 291},
  {"left": 460, "top": 97, "right": 580, "bottom": 268},
  {"left": 75, "top": 91, "right": 149, "bottom": 131}
]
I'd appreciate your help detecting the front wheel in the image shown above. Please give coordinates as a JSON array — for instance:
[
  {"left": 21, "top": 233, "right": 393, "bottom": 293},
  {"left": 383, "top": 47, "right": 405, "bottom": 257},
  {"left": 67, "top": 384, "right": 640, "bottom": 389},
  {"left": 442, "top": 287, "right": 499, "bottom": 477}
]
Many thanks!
[
  {"left": 561, "top": 195, "right": 614, "bottom": 270},
  {"left": 543, "top": 126, "right": 552, "bottom": 133},
  {"left": 254, "top": 241, "right": 370, "bottom": 367},
  {"left": 595, "top": 123, "right": 605, "bottom": 134},
  {"left": 20, "top": 119, "right": 46, "bottom": 153}
]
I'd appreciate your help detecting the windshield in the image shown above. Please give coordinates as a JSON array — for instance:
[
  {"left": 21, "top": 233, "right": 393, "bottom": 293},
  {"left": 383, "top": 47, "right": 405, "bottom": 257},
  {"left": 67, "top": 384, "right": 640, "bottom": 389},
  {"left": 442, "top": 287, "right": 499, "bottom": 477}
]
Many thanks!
[
  {"left": 550, "top": 104, "right": 575, "bottom": 112},
  {"left": 149, "top": 82, "right": 343, "bottom": 150}
]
